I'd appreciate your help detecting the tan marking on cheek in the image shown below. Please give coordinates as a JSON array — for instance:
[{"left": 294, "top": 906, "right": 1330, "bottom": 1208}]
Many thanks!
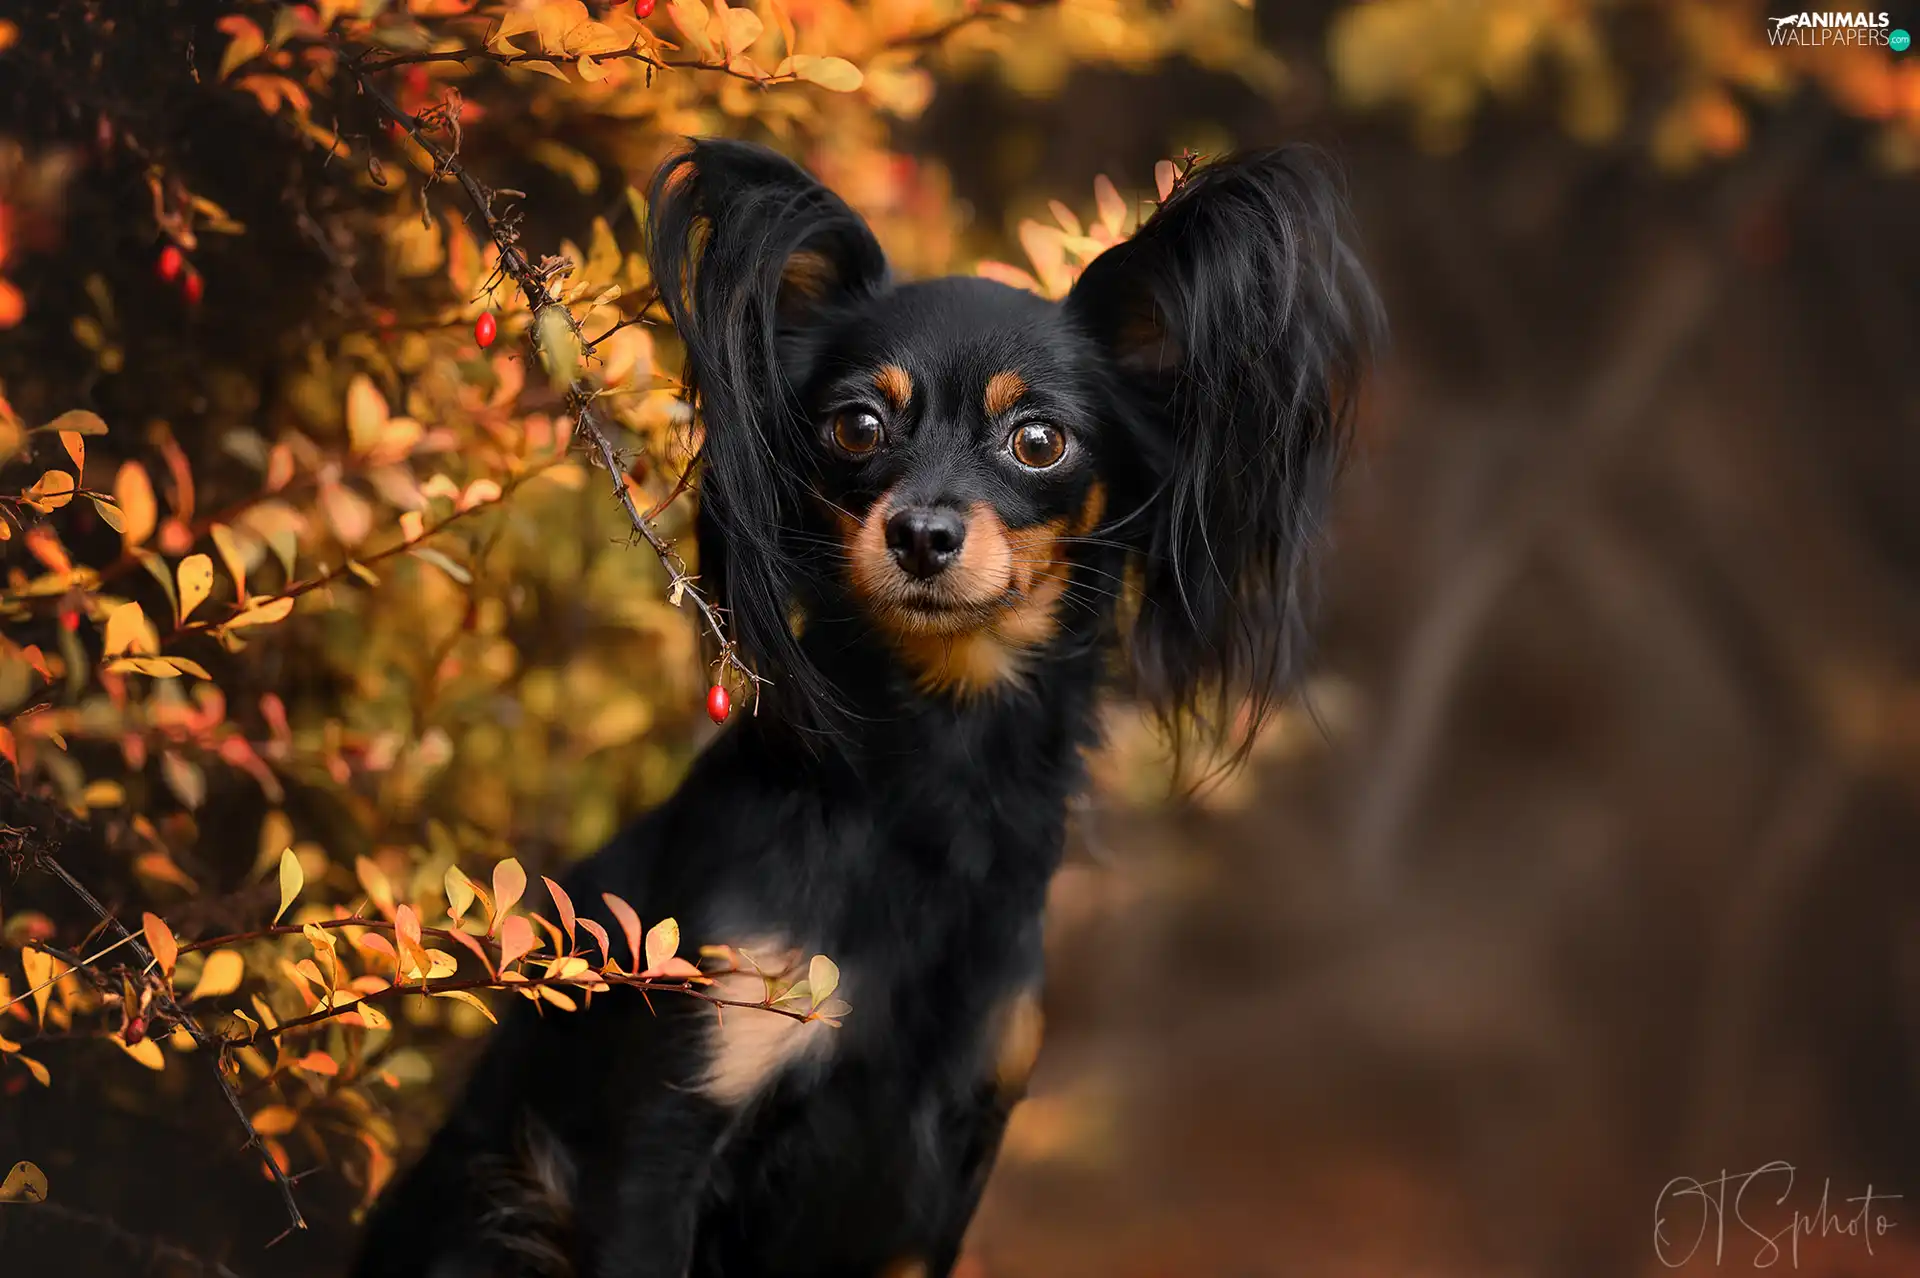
[
  {"left": 944, "top": 502, "right": 1013, "bottom": 602},
  {"left": 992, "top": 988, "right": 1046, "bottom": 1102},
  {"left": 843, "top": 491, "right": 896, "bottom": 606},
  {"left": 698, "top": 940, "right": 834, "bottom": 1107},
  {"left": 983, "top": 370, "right": 1028, "bottom": 417},
  {"left": 873, "top": 363, "right": 913, "bottom": 411},
  {"left": 1075, "top": 481, "right": 1107, "bottom": 535}
]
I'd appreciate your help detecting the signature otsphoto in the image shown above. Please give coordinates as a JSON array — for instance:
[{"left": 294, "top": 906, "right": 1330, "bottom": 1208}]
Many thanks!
[{"left": 1655, "top": 1161, "right": 1900, "bottom": 1269}]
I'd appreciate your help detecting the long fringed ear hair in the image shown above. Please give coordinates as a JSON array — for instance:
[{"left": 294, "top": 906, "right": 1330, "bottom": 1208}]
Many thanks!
[
  {"left": 646, "top": 139, "right": 889, "bottom": 724},
  {"left": 1065, "top": 148, "right": 1381, "bottom": 757}
]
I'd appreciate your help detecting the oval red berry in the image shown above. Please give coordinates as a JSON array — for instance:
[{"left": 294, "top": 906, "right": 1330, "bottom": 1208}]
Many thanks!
[
  {"left": 157, "top": 246, "right": 184, "bottom": 282},
  {"left": 475, "top": 311, "right": 498, "bottom": 348},
  {"left": 706, "top": 684, "right": 730, "bottom": 724},
  {"left": 182, "top": 271, "right": 204, "bottom": 304},
  {"left": 634, "top": 0, "right": 656, "bottom": 16}
]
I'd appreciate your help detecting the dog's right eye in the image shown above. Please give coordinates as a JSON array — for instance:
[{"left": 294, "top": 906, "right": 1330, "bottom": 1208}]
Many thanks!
[{"left": 830, "top": 410, "right": 884, "bottom": 457}]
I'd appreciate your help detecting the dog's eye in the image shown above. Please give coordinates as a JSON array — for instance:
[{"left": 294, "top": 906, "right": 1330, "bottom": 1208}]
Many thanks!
[
  {"left": 830, "top": 410, "right": 884, "bottom": 457},
  {"left": 1008, "top": 422, "right": 1066, "bottom": 470}
]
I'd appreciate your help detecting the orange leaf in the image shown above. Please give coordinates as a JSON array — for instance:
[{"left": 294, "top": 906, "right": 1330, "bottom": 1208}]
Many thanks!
[
  {"left": 602, "top": 893, "right": 643, "bottom": 972},
  {"left": 251, "top": 1105, "right": 298, "bottom": 1136},
  {"left": 543, "top": 876, "right": 576, "bottom": 942},
  {"left": 293, "top": 1051, "right": 338, "bottom": 1076},
  {"left": 497, "top": 914, "right": 535, "bottom": 972},
  {"left": 142, "top": 912, "right": 179, "bottom": 978},
  {"left": 114, "top": 462, "right": 157, "bottom": 547},
  {"left": 576, "top": 917, "right": 612, "bottom": 967}
]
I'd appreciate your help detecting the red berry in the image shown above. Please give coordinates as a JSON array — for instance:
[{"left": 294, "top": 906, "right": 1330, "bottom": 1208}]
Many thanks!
[
  {"left": 61, "top": 610, "right": 80, "bottom": 631},
  {"left": 634, "top": 0, "right": 655, "bottom": 16},
  {"left": 157, "top": 246, "right": 184, "bottom": 282},
  {"left": 475, "top": 311, "right": 498, "bottom": 348},
  {"left": 182, "top": 271, "right": 204, "bottom": 305},
  {"left": 706, "top": 683, "right": 730, "bottom": 724}
]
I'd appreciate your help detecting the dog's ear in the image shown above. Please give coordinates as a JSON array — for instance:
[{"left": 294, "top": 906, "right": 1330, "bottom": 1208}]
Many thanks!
[
  {"left": 1065, "top": 149, "right": 1379, "bottom": 752},
  {"left": 647, "top": 139, "right": 888, "bottom": 707}
]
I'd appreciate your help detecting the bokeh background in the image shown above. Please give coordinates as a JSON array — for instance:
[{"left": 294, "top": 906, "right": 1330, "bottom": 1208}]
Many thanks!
[{"left": 3, "top": 1, "right": 1919, "bottom": 1275}]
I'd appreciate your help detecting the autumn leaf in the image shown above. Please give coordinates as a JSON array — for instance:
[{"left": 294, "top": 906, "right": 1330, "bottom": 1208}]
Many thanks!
[
  {"left": 114, "top": 461, "right": 157, "bottom": 547},
  {"left": 0, "top": 1161, "right": 48, "bottom": 1204},
  {"left": 543, "top": 876, "right": 576, "bottom": 942},
  {"left": 250, "top": 1105, "right": 298, "bottom": 1136},
  {"left": 102, "top": 601, "right": 150, "bottom": 659},
  {"left": 445, "top": 866, "right": 476, "bottom": 925},
  {"left": 602, "top": 893, "right": 644, "bottom": 972},
  {"left": 177, "top": 553, "right": 215, "bottom": 622},
  {"left": 643, "top": 916, "right": 680, "bottom": 975},
  {"left": 497, "top": 914, "right": 535, "bottom": 972},
  {"left": 808, "top": 954, "right": 839, "bottom": 1004},
  {"left": 19, "top": 947, "right": 52, "bottom": 1027},
  {"left": 783, "top": 55, "right": 863, "bottom": 92},
  {"left": 491, "top": 857, "right": 528, "bottom": 931},
  {"left": 187, "top": 949, "right": 246, "bottom": 1001},
  {"left": 273, "top": 846, "right": 302, "bottom": 924},
  {"left": 142, "top": 912, "right": 179, "bottom": 978},
  {"left": 209, "top": 523, "right": 248, "bottom": 602},
  {"left": 21, "top": 470, "right": 76, "bottom": 512},
  {"left": 225, "top": 596, "right": 295, "bottom": 630}
]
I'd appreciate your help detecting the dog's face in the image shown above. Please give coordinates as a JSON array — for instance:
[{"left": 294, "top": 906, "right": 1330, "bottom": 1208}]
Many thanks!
[
  {"left": 797, "top": 281, "right": 1112, "bottom": 690},
  {"left": 649, "top": 139, "right": 1376, "bottom": 735}
]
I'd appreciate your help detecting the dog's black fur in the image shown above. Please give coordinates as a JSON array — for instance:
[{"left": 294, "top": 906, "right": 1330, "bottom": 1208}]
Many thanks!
[{"left": 351, "top": 138, "right": 1376, "bottom": 1278}]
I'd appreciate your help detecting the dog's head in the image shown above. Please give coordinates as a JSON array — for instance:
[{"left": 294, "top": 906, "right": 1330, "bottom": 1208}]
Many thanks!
[{"left": 648, "top": 139, "right": 1377, "bottom": 742}]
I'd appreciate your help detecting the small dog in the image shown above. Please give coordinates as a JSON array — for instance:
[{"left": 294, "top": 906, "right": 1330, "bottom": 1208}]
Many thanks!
[{"left": 353, "top": 137, "right": 1375, "bottom": 1278}]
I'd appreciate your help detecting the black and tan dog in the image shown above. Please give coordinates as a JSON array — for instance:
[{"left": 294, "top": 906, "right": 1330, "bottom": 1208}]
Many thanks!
[{"left": 352, "top": 137, "right": 1376, "bottom": 1278}]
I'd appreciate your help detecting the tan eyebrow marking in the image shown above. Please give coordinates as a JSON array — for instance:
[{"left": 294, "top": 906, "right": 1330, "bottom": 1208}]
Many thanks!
[
  {"left": 984, "top": 370, "right": 1028, "bottom": 416},
  {"left": 873, "top": 364, "right": 913, "bottom": 410}
]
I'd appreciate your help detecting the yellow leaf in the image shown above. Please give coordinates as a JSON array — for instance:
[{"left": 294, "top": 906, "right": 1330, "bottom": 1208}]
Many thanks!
[
  {"left": 445, "top": 866, "right": 476, "bottom": 925},
  {"left": 563, "top": 19, "right": 631, "bottom": 56},
  {"left": 142, "top": 912, "right": 179, "bottom": 978},
  {"left": 102, "top": 601, "right": 150, "bottom": 659},
  {"left": 226, "top": 596, "right": 295, "bottom": 630},
  {"left": 785, "top": 55, "right": 862, "bottom": 92},
  {"left": 39, "top": 409, "right": 107, "bottom": 436},
  {"left": 188, "top": 949, "right": 246, "bottom": 1001},
  {"left": 176, "top": 553, "right": 215, "bottom": 622},
  {"left": 89, "top": 496, "right": 125, "bottom": 532},
  {"left": 430, "top": 988, "right": 497, "bottom": 1023},
  {"left": 251, "top": 1105, "right": 298, "bottom": 1136},
  {"left": 669, "top": 0, "right": 716, "bottom": 58},
  {"left": 356, "top": 856, "right": 396, "bottom": 916},
  {"left": 720, "top": 7, "right": 762, "bottom": 60},
  {"left": 0, "top": 1161, "right": 48, "bottom": 1203},
  {"left": 491, "top": 857, "right": 528, "bottom": 927},
  {"left": 210, "top": 523, "right": 248, "bottom": 602},
  {"left": 643, "top": 917, "right": 680, "bottom": 974},
  {"left": 274, "top": 846, "right": 302, "bottom": 924},
  {"left": 59, "top": 431, "right": 84, "bottom": 473},
  {"left": 16, "top": 1056, "right": 50, "bottom": 1087},
  {"left": 22, "top": 470, "right": 76, "bottom": 512},
  {"left": 115, "top": 461, "right": 157, "bottom": 547},
  {"left": 807, "top": 954, "right": 839, "bottom": 1003},
  {"left": 118, "top": 1035, "right": 166, "bottom": 1070},
  {"left": 344, "top": 375, "right": 388, "bottom": 455},
  {"left": 19, "top": 947, "right": 52, "bottom": 1027}
]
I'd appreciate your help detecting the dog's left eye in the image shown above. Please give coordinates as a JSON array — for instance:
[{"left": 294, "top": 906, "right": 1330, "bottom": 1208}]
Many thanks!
[
  {"left": 830, "top": 410, "right": 884, "bottom": 457},
  {"left": 1008, "top": 422, "right": 1067, "bottom": 470}
]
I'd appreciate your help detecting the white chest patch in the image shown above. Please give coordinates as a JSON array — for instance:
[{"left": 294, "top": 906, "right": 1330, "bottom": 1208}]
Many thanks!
[{"left": 697, "top": 939, "right": 837, "bottom": 1107}]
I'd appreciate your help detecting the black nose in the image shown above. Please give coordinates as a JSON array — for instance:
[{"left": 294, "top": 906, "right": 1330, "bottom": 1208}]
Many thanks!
[{"left": 885, "top": 507, "right": 966, "bottom": 579}]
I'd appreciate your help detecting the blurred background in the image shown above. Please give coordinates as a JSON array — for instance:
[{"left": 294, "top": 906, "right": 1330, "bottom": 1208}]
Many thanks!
[{"left": 3, "top": 1, "right": 1919, "bottom": 1275}]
